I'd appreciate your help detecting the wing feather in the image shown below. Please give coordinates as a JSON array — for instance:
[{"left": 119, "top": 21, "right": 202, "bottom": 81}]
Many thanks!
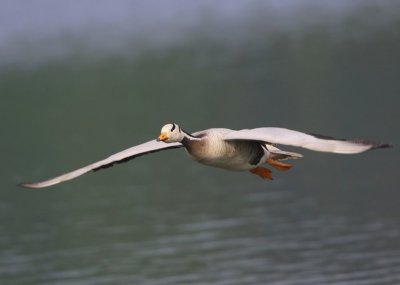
[
  {"left": 224, "top": 128, "right": 390, "bottom": 154},
  {"left": 19, "top": 140, "right": 182, "bottom": 189}
]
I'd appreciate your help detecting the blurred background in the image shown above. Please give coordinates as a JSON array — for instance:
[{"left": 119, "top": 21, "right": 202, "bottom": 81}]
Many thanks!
[{"left": 1, "top": 1, "right": 400, "bottom": 284}]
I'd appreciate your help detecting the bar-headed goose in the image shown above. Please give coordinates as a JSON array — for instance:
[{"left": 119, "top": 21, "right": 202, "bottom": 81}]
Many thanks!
[{"left": 20, "top": 123, "right": 391, "bottom": 188}]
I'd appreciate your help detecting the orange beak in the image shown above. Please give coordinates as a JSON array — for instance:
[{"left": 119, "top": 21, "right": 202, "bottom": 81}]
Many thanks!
[{"left": 157, "top": 132, "right": 168, "bottom": 142}]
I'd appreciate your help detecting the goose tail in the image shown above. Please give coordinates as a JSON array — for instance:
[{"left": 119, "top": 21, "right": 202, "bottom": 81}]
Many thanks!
[{"left": 266, "top": 144, "right": 303, "bottom": 161}]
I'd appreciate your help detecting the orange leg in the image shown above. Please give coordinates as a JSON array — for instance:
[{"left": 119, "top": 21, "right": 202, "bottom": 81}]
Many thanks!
[
  {"left": 250, "top": 167, "right": 273, "bottom": 180},
  {"left": 267, "top": 158, "right": 292, "bottom": 171}
]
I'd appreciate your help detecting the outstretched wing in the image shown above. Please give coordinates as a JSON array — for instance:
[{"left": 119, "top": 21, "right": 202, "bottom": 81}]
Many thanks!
[
  {"left": 224, "top": 127, "right": 390, "bottom": 154},
  {"left": 20, "top": 140, "right": 183, "bottom": 189}
]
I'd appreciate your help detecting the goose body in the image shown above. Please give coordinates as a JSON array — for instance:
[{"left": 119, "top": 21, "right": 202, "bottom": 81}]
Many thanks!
[
  {"left": 182, "top": 128, "right": 269, "bottom": 171},
  {"left": 20, "top": 123, "right": 391, "bottom": 189}
]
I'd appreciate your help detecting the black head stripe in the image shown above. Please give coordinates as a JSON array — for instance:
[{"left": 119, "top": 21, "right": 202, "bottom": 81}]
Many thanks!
[{"left": 170, "top": 124, "right": 176, "bottom": 132}]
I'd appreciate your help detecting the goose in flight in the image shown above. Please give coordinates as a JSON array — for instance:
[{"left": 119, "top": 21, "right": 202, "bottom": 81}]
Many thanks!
[{"left": 20, "top": 123, "right": 391, "bottom": 188}]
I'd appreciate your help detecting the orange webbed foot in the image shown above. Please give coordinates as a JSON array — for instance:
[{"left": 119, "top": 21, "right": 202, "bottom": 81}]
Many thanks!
[
  {"left": 267, "top": 158, "right": 292, "bottom": 171},
  {"left": 250, "top": 167, "right": 273, "bottom": 180}
]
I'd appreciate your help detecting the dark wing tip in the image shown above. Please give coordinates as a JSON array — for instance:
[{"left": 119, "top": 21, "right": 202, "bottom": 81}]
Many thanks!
[
  {"left": 350, "top": 139, "right": 392, "bottom": 152},
  {"left": 350, "top": 139, "right": 392, "bottom": 151},
  {"left": 370, "top": 142, "right": 393, "bottom": 150},
  {"left": 309, "top": 132, "right": 393, "bottom": 151},
  {"left": 349, "top": 138, "right": 392, "bottom": 147}
]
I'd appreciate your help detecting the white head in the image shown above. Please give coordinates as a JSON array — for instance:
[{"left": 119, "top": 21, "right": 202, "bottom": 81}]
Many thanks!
[{"left": 157, "top": 123, "right": 184, "bottom": 143}]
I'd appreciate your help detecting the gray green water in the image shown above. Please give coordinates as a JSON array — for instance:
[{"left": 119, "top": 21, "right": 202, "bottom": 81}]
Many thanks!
[{"left": 1, "top": 2, "right": 400, "bottom": 284}]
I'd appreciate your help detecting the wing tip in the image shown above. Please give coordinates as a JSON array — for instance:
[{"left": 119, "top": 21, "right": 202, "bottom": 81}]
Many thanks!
[
  {"left": 350, "top": 139, "right": 392, "bottom": 151},
  {"left": 369, "top": 142, "right": 393, "bottom": 150},
  {"left": 17, "top": 181, "right": 51, "bottom": 189},
  {"left": 18, "top": 182, "right": 40, "bottom": 189}
]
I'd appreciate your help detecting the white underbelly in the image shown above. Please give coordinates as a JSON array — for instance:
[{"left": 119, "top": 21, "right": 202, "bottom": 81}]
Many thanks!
[{"left": 187, "top": 151, "right": 269, "bottom": 171}]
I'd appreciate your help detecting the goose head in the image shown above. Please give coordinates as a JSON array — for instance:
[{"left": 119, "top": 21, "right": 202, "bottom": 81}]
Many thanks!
[{"left": 157, "top": 123, "right": 184, "bottom": 143}]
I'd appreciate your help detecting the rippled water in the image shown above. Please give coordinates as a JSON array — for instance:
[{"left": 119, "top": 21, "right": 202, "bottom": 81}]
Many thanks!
[
  {"left": 1, "top": 1, "right": 400, "bottom": 284},
  {"left": 2, "top": 177, "right": 400, "bottom": 285}
]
